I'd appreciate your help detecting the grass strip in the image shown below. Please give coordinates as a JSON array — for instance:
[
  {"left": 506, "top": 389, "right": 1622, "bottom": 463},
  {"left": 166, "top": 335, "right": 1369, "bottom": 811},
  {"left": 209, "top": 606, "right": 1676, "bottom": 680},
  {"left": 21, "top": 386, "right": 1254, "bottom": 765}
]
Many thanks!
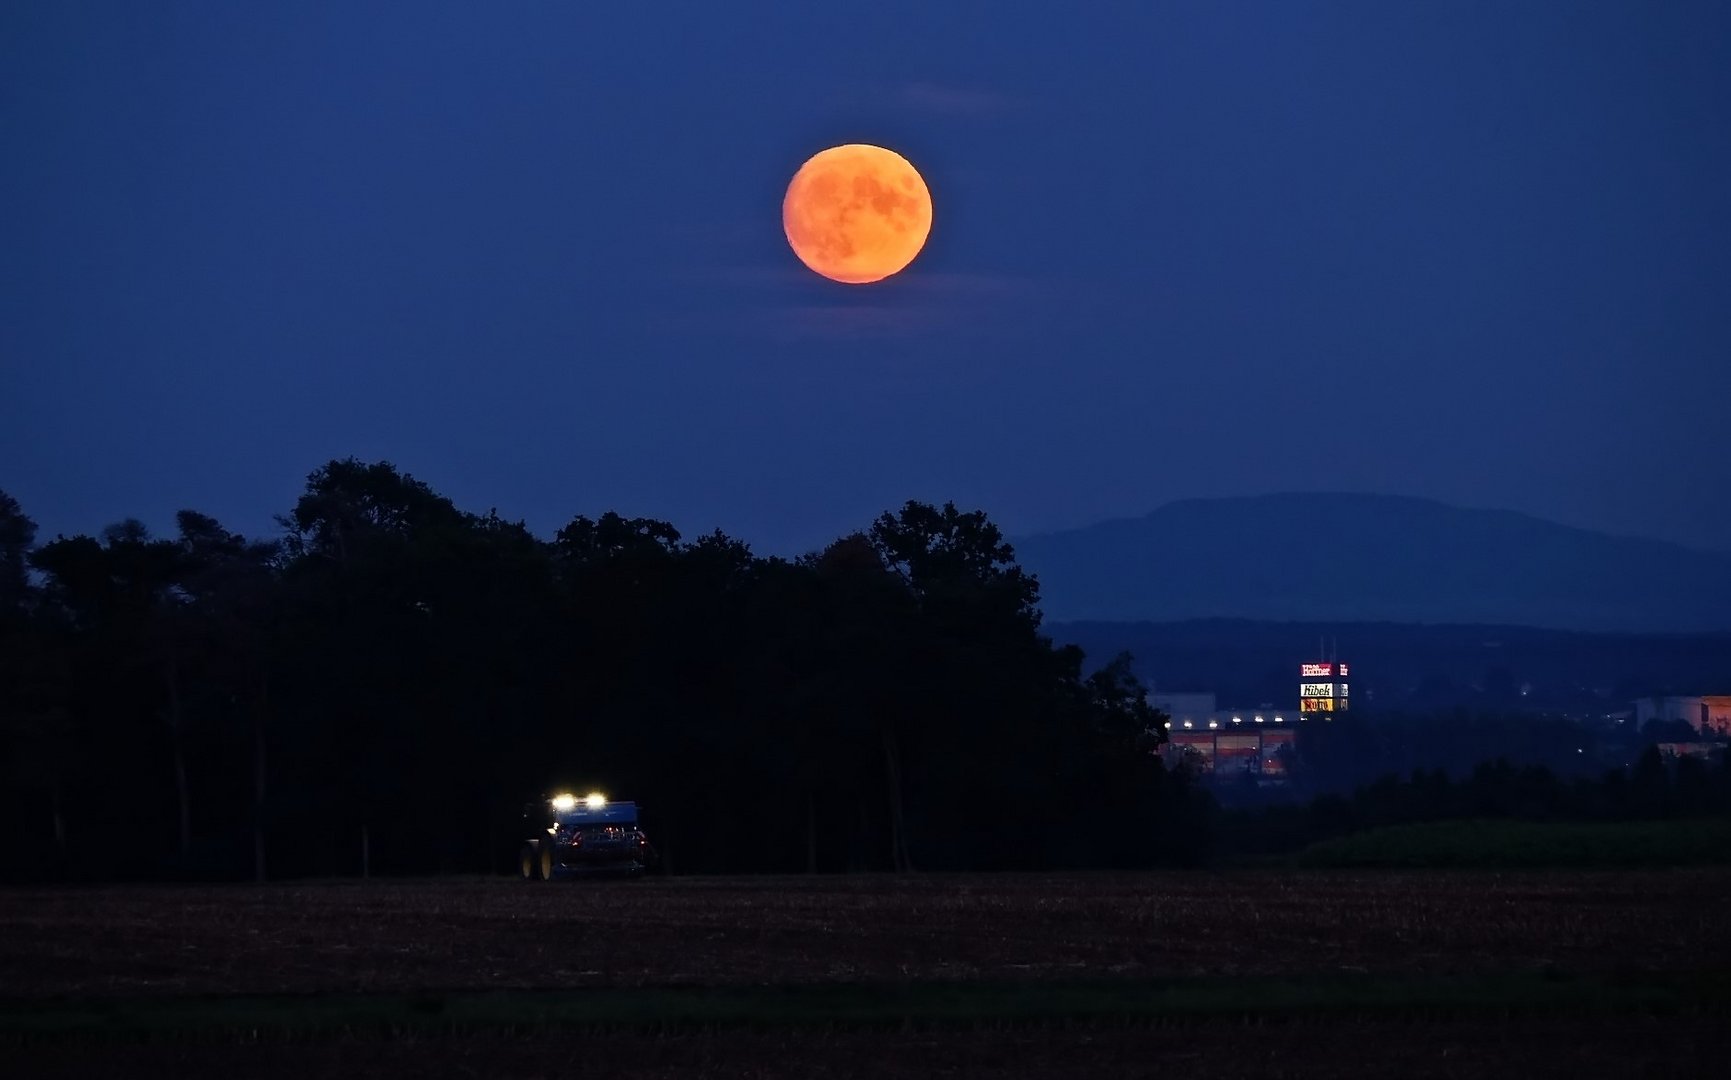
[
  {"left": 2, "top": 970, "right": 1728, "bottom": 1045},
  {"left": 1295, "top": 818, "right": 1731, "bottom": 869}
]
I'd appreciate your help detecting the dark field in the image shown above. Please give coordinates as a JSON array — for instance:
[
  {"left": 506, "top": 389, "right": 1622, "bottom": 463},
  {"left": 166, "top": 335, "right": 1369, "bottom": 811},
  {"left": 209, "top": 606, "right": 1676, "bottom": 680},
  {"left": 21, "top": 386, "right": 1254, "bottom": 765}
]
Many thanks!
[
  {"left": 1295, "top": 818, "right": 1731, "bottom": 869},
  {"left": 4, "top": 870, "right": 1728, "bottom": 1077},
  {"left": 11, "top": 1018, "right": 1720, "bottom": 1080}
]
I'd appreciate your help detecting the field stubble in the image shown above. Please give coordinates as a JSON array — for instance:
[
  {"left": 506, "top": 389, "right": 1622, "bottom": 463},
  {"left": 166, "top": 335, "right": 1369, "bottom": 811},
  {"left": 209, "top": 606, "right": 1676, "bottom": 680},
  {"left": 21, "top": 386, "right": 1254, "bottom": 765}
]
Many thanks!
[
  {"left": 8, "top": 1016, "right": 1719, "bottom": 1080},
  {"left": 2, "top": 868, "right": 1726, "bottom": 998}
]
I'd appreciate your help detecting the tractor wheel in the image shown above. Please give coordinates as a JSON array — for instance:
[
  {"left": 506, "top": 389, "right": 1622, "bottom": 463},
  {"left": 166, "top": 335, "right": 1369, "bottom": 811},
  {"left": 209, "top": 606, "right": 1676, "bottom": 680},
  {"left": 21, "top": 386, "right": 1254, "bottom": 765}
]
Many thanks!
[
  {"left": 518, "top": 843, "right": 538, "bottom": 881},
  {"left": 538, "top": 840, "right": 557, "bottom": 881}
]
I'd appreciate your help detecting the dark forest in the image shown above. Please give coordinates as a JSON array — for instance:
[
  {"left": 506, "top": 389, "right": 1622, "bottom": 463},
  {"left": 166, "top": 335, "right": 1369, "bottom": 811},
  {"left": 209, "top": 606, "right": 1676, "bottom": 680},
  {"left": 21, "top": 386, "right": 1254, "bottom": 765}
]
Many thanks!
[{"left": 0, "top": 460, "right": 1199, "bottom": 881}]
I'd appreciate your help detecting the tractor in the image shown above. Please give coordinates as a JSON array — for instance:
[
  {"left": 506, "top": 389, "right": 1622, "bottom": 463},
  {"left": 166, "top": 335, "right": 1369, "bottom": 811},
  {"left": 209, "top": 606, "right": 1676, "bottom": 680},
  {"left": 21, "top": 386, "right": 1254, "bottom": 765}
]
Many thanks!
[{"left": 519, "top": 792, "right": 658, "bottom": 880}]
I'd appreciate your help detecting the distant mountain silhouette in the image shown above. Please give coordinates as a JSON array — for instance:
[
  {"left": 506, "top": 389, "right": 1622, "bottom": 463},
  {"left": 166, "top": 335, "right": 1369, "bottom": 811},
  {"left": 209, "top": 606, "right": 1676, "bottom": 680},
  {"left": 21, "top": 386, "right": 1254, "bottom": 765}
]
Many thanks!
[{"left": 1013, "top": 494, "right": 1731, "bottom": 633}]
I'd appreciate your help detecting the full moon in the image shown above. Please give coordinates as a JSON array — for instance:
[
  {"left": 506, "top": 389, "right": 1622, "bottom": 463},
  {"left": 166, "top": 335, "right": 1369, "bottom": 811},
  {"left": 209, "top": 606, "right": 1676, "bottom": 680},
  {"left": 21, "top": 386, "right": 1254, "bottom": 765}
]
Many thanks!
[{"left": 782, "top": 144, "right": 932, "bottom": 284}]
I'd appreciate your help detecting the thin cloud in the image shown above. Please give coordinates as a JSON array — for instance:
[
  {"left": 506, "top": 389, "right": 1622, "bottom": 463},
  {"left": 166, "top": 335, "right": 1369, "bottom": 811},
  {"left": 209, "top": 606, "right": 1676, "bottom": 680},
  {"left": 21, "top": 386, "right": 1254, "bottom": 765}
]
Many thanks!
[
  {"left": 690, "top": 260, "right": 1047, "bottom": 343},
  {"left": 760, "top": 303, "right": 956, "bottom": 342},
  {"left": 898, "top": 81, "right": 1022, "bottom": 116},
  {"left": 711, "top": 262, "right": 1036, "bottom": 296},
  {"left": 896, "top": 271, "right": 1039, "bottom": 298}
]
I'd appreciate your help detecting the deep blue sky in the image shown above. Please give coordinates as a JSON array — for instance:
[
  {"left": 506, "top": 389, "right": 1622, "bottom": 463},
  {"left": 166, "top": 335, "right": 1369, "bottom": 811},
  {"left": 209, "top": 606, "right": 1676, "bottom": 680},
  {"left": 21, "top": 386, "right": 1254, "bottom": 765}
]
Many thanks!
[{"left": 4, "top": 2, "right": 1728, "bottom": 555}]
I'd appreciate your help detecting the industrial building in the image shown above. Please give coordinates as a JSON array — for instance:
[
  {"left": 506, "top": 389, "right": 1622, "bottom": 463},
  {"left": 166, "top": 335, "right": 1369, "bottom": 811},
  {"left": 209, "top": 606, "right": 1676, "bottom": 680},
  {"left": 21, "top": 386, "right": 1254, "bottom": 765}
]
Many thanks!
[
  {"left": 1635, "top": 696, "right": 1731, "bottom": 737},
  {"left": 1152, "top": 698, "right": 1301, "bottom": 781},
  {"left": 1299, "top": 661, "right": 1350, "bottom": 717},
  {"left": 1153, "top": 660, "right": 1349, "bottom": 781}
]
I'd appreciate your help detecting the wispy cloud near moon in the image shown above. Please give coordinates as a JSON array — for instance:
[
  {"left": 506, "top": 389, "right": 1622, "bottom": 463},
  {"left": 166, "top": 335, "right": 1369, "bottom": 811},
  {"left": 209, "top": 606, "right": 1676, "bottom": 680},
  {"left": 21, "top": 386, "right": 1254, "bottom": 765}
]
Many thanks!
[
  {"left": 696, "top": 263, "right": 1041, "bottom": 342},
  {"left": 753, "top": 270, "right": 1045, "bottom": 342},
  {"left": 897, "top": 81, "right": 1023, "bottom": 116},
  {"left": 762, "top": 303, "right": 956, "bottom": 342}
]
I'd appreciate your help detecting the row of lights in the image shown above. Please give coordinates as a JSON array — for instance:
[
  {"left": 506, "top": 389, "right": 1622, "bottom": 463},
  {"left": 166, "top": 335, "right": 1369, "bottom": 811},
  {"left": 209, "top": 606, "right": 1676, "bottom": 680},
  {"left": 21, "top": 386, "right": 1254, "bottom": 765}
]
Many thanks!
[
  {"left": 551, "top": 792, "right": 609, "bottom": 812},
  {"left": 1163, "top": 716, "right": 1286, "bottom": 730}
]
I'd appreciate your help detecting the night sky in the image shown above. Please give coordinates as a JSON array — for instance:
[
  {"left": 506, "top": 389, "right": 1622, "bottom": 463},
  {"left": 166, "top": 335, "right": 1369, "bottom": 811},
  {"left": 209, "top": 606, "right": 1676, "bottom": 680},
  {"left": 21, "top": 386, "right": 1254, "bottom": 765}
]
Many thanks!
[{"left": 4, "top": 2, "right": 1728, "bottom": 556}]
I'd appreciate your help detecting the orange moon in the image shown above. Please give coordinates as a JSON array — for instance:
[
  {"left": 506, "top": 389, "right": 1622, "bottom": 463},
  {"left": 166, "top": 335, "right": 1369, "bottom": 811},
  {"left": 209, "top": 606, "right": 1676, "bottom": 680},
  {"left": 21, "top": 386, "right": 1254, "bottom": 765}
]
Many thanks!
[{"left": 782, "top": 144, "right": 932, "bottom": 284}]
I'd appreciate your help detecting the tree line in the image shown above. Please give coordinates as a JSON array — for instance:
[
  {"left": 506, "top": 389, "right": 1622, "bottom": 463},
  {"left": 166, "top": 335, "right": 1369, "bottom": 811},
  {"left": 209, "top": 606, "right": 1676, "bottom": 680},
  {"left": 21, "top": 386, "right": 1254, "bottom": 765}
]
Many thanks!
[
  {"left": 1220, "top": 743, "right": 1731, "bottom": 856},
  {"left": 0, "top": 462, "right": 1203, "bottom": 882}
]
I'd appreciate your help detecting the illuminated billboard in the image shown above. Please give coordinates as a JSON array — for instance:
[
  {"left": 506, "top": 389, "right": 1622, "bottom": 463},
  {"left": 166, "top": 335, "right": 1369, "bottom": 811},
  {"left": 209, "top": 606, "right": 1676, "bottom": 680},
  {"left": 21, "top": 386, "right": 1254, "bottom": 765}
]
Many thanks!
[
  {"left": 1301, "top": 698, "right": 1335, "bottom": 712},
  {"left": 1301, "top": 663, "right": 1333, "bottom": 677},
  {"left": 1300, "top": 682, "right": 1335, "bottom": 697}
]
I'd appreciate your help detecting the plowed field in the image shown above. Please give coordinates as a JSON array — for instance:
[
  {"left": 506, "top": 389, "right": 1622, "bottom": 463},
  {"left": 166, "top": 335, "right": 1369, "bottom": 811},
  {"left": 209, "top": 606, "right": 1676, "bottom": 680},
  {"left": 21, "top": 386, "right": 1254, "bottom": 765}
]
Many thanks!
[{"left": 3, "top": 870, "right": 1726, "bottom": 1078}]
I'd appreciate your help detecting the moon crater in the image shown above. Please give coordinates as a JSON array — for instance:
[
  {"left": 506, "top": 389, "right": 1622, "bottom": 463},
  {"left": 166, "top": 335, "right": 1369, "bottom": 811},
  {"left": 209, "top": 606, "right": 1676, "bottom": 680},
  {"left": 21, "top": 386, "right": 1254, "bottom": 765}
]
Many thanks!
[{"left": 783, "top": 144, "right": 932, "bottom": 284}]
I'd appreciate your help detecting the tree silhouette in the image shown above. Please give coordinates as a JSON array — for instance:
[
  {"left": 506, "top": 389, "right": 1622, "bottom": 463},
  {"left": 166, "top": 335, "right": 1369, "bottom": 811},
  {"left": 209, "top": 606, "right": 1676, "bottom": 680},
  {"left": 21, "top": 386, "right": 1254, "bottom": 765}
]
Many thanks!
[{"left": 0, "top": 462, "right": 1203, "bottom": 881}]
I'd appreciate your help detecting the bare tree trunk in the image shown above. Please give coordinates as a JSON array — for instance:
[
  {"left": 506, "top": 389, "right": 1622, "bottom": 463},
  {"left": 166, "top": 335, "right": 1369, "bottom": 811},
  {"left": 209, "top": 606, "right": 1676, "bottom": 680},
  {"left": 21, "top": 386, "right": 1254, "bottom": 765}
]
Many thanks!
[
  {"left": 853, "top": 801, "right": 867, "bottom": 873},
  {"left": 50, "top": 778, "right": 67, "bottom": 862},
  {"left": 881, "top": 728, "right": 912, "bottom": 873},
  {"left": 252, "top": 675, "right": 267, "bottom": 883},
  {"left": 166, "top": 658, "right": 191, "bottom": 858},
  {"left": 805, "top": 788, "right": 817, "bottom": 874}
]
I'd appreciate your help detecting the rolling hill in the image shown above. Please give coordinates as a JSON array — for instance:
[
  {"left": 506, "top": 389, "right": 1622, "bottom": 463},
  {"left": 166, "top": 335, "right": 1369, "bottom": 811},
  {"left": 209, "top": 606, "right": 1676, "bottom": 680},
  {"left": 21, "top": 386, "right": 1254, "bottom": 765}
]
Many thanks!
[{"left": 1012, "top": 494, "right": 1731, "bottom": 633}]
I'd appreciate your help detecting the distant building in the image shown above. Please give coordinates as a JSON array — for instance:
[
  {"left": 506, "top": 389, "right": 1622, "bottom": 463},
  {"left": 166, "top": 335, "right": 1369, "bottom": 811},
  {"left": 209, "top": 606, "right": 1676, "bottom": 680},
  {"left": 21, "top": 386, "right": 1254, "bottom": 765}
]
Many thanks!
[
  {"left": 1153, "top": 661, "right": 1356, "bottom": 781},
  {"left": 1299, "top": 660, "right": 1349, "bottom": 718},
  {"left": 1655, "top": 742, "right": 1725, "bottom": 762},
  {"left": 1153, "top": 691, "right": 1300, "bottom": 781},
  {"left": 1635, "top": 696, "right": 1731, "bottom": 737}
]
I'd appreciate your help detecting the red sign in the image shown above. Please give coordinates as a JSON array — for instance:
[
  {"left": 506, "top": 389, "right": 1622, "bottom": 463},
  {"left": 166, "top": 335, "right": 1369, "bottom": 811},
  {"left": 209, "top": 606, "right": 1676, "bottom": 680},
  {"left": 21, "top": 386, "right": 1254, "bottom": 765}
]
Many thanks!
[{"left": 1301, "top": 663, "right": 1333, "bottom": 677}]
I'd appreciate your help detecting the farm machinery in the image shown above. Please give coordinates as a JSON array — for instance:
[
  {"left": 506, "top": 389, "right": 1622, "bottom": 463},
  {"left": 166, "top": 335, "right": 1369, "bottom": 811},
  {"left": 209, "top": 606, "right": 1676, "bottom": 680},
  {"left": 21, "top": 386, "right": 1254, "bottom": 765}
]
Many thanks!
[{"left": 519, "top": 792, "right": 658, "bottom": 880}]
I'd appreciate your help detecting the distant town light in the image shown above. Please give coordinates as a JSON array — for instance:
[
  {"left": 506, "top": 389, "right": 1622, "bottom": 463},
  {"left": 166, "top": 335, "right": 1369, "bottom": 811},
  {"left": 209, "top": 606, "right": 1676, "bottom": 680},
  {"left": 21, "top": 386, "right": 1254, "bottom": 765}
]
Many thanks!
[
  {"left": 1182, "top": 720, "right": 1192, "bottom": 729},
  {"left": 1208, "top": 720, "right": 1218, "bottom": 729}
]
